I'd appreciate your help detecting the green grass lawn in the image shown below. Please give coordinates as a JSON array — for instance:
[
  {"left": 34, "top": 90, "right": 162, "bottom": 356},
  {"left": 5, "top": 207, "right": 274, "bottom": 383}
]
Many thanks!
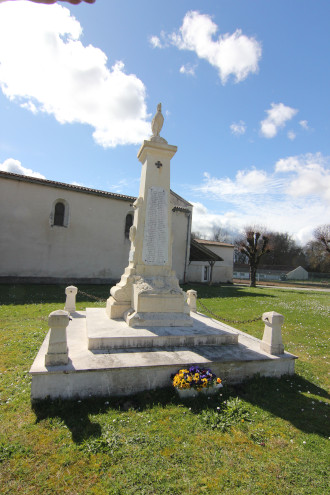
[{"left": 0, "top": 283, "right": 329, "bottom": 495}]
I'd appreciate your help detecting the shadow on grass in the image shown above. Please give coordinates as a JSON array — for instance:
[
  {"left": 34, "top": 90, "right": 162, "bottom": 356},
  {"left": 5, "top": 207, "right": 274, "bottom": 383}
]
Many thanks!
[
  {"left": 0, "top": 284, "right": 109, "bottom": 306},
  {"left": 0, "top": 283, "right": 277, "bottom": 306},
  {"left": 169, "top": 374, "right": 330, "bottom": 438},
  {"left": 182, "top": 283, "right": 276, "bottom": 299},
  {"left": 235, "top": 374, "right": 330, "bottom": 438},
  {"left": 31, "top": 374, "right": 329, "bottom": 444},
  {"left": 32, "top": 399, "right": 104, "bottom": 443}
]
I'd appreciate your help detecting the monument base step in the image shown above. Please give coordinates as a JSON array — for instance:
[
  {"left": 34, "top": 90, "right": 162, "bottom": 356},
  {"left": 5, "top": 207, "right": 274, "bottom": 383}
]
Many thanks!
[
  {"left": 124, "top": 310, "right": 193, "bottom": 328},
  {"left": 30, "top": 311, "right": 297, "bottom": 400},
  {"left": 86, "top": 308, "right": 236, "bottom": 350}
]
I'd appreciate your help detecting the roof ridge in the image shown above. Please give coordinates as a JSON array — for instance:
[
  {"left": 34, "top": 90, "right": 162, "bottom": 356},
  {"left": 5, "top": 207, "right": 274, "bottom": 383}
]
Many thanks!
[
  {"left": 0, "top": 170, "right": 137, "bottom": 201},
  {"left": 0, "top": 171, "right": 191, "bottom": 208},
  {"left": 195, "top": 238, "right": 234, "bottom": 247}
]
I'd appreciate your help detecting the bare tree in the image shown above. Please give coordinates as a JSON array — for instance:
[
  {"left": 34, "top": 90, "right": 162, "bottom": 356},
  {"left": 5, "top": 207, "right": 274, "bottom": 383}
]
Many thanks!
[
  {"left": 191, "top": 231, "right": 205, "bottom": 240},
  {"left": 212, "top": 226, "right": 230, "bottom": 243},
  {"left": 313, "top": 224, "right": 330, "bottom": 254},
  {"left": 305, "top": 240, "right": 330, "bottom": 272},
  {"left": 235, "top": 227, "right": 271, "bottom": 287},
  {"left": 261, "top": 231, "right": 306, "bottom": 267}
]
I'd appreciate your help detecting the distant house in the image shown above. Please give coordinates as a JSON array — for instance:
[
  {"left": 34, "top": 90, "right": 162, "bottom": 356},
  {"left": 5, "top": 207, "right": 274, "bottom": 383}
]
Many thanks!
[
  {"left": 286, "top": 266, "right": 308, "bottom": 280},
  {"left": 187, "top": 239, "right": 234, "bottom": 284},
  {"left": 233, "top": 263, "right": 309, "bottom": 282}
]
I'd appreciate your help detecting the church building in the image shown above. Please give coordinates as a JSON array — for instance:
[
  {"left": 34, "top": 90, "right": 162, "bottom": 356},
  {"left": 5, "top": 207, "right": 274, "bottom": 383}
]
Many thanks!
[{"left": 0, "top": 170, "right": 234, "bottom": 284}]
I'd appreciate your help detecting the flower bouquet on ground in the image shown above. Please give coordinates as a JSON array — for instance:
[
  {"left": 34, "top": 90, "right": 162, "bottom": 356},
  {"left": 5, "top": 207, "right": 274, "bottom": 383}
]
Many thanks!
[{"left": 172, "top": 366, "right": 223, "bottom": 398}]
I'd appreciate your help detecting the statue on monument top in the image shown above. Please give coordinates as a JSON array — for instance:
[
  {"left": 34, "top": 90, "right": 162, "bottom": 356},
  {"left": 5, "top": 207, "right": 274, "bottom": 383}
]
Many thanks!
[{"left": 151, "top": 103, "right": 167, "bottom": 143}]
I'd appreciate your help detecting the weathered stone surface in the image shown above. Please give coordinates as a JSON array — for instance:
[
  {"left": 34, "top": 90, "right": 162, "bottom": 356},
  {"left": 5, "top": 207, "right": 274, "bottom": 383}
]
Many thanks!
[
  {"left": 30, "top": 310, "right": 297, "bottom": 399},
  {"left": 64, "top": 285, "right": 78, "bottom": 313},
  {"left": 260, "top": 311, "right": 285, "bottom": 355},
  {"left": 44, "top": 310, "right": 70, "bottom": 366},
  {"left": 187, "top": 290, "right": 197, "bottom": 313},
  {"left": 87, "top": 308, "right": 236, "bottom": 348},
  {"left": 107, "top": 107, "right": 192, "bottom": 326}
]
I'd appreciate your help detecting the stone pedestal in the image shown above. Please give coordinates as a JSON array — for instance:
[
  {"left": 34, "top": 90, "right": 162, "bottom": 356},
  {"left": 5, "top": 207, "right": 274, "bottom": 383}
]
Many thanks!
[
  {"left": 260, "top": 311, "right": 285, "bottom": 355},
  {"left": 187, "top": 290, "right": 197, "bottom": 313},
  {"left": 106, "top": 105, "right": 192, "bottom": 327},
  {"left": 64, "top": 285, "right": 78, "bottom": 313},
  {"left": 45, "top": 310, "right": 70, "bottom": 366}
]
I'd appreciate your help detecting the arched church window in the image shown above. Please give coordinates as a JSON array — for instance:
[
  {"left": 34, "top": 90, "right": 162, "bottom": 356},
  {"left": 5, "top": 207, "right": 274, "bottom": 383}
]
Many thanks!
[
  {"left": 125, "top": 213, "right": 133, "bottom": 239},
  {"left": 50, "top": 199, "right": 69, "bottom": 228},
  {"left": 54, "top": 202, "right": 65, "bottom": 226}
]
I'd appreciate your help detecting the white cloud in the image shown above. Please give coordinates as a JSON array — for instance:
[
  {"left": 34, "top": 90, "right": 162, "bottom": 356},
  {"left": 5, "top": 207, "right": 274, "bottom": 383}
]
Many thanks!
[
  {"left": 0, "top": 2, "right": 150, "bottom": 148},
  {"left": 179, "top": 64, "right": 196, "bottom": 76},
  {"left": 191, "top": 202, "right": 239, "bottom": 239},
  {"left": 149, "top": 35, "right": 162, "bottom": 49},
  {"left": 199, "top": 168, "right": 271, "bottom": 198},
  {"left": 20, "top": 101, "right": 38, "bottom": 114},
  {"left": 275, "top": 153, "right": 330, "bottom": 202},
  {"left": 260, "top": 103, "right": 298, "bottom": 138},
  {"left": 0, "top": 158, "right": 45, "bottom": 178},
  {"left": 153, "top": 11, "right": 262, "bottom": 84},
  {"left": 190, "top": 152, "right": 330, "bottom": 243},
  {"left": 149, "top": 31, "right": 168, "bottom": 49},
  {"left": 230, "top": 121, "right": 246, "bottom": 135},
  {"left": 287, "top": 130, "right": 296, "bottom": 140},
  {"left": 190, "top": 198, "right": 327, "bottom": 245},
  {"left": 70, "top": 181, "right": 85, "bottom": 187},
  {"left": 299, "top": 120, "right": 309, "bottom": 130}
]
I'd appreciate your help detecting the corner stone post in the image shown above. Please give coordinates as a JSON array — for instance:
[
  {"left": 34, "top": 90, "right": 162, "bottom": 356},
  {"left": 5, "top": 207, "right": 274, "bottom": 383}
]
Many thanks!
[
  {"left": 64, "top": 285, "right": 78, "bottom": 313},
  {"left": 260, "top": 311, "right": 284, "bottom": 355},
  {"left": 45, "top": 310, "right": 70, "bottom": 366},
  {"left": 187, "top": 290, "right": 197, "bottom": 313}
]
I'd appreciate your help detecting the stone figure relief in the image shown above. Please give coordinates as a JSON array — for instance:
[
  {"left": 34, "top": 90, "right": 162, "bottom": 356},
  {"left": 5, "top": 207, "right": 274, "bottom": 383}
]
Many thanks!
[
  {"left": 151, "top": 103, "right": 167, "bottom": 143},
  {"left": 133, "top": 275, "right": 182, "bottom": 295},
  {"left": 133, "top": 197, "right": 143, "bottom": 209},
  {"left": 129, "top": 225, "right": 136, "bottom": 244},
  {"left": 151, "top": 103, "right": 164, "bottom": 137}
]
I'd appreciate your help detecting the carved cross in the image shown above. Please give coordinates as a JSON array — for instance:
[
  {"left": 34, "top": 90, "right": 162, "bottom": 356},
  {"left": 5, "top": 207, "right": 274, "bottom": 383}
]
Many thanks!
[{"left": 155, "top": 161, "right": 163, "bottom": 169}]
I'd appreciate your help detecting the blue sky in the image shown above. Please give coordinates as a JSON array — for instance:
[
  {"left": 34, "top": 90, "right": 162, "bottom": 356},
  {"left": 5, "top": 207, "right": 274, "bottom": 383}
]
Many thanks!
[{"left": 0, "top": 0, "right": 329, "bottom": 244}]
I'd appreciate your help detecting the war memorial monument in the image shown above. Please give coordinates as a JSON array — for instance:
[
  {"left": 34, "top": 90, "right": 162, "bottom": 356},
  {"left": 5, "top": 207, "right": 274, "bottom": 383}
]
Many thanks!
[{"left": 30, "top": 105, "right": 296, "bottom": 400}]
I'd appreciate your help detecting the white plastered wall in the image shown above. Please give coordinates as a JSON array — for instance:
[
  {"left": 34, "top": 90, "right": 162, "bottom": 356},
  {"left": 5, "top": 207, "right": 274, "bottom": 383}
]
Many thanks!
[
  {"left": 186, "top": 245, "right": 234, "bottom": 283},
  {"left": 0, "top": 177, "right": 190, "bottom": 282}
]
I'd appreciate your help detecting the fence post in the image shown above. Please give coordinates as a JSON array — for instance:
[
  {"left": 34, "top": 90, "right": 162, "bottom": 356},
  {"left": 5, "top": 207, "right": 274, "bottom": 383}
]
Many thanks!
[
  {"left": 187, "top": 290, "right": 197, "bottom": 313},
  {"left": 64, "top": 285, "right": 78, "bottom": 313},
  {"left": 45, "top": 310, "right": 70, "bottom": 366},
  {"left": 260, "top": 311, "right": 285, "bottom": 355}
]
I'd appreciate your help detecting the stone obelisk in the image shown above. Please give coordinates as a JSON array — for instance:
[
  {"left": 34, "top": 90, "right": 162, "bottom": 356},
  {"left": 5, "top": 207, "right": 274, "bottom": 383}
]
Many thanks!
[{"left": 106, "top": 103, "right": 192, "bottom": 327}]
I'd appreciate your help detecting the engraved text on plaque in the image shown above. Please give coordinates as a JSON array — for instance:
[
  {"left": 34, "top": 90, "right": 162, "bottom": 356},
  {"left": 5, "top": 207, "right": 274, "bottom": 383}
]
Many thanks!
[{"left": 142, "top": 187, "right": 168, "bottom": 265}]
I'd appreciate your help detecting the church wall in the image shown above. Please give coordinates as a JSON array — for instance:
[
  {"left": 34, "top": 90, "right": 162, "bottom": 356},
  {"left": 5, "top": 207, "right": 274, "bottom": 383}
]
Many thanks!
[
  {"left": 0, "top": 178, "right": 133, "bottom": 280},
  {"left": 0, "top": 176, "right": 190, "bottom": 283}
]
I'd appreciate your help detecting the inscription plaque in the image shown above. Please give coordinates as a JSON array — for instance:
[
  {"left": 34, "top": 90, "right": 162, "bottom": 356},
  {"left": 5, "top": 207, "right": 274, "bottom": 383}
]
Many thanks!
[{"left": 142, "top": 187, "right": 168, "bottom": 265}]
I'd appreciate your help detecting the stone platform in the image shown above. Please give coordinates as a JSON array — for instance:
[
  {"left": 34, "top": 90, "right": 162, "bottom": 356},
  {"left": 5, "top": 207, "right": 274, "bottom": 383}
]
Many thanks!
[
  {"left": 86, "top": 308, "right": 238, "bottom": 350},
  {"left": 30, "top": 310, "right": 297, "bottom": 400}
]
